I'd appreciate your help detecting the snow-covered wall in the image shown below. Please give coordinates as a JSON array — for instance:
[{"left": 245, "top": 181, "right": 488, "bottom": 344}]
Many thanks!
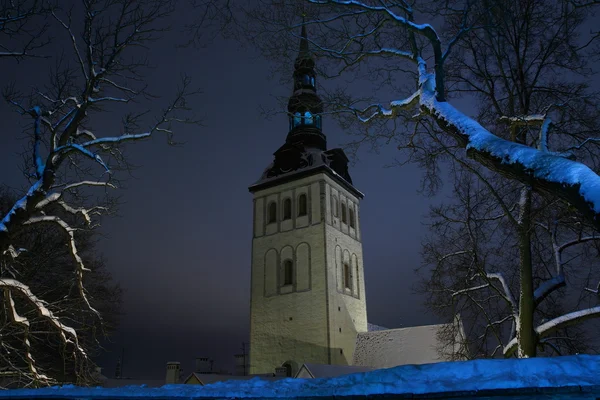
[{"left": 3, "top": 355, "right": 600, "bottom": 399}]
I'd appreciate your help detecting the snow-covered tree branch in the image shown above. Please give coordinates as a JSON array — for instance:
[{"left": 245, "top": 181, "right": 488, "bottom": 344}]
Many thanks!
[
  {"left": 227, "top": 0, "right": 600, "bottom": 359},
  {"left": 1, "top": 0, "right": 200, "bottom": 386}
]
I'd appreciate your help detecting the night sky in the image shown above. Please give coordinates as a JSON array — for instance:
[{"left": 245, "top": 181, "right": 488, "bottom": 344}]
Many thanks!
[{"left": 0, "top": 4, "right": 449, "bottom": 379}]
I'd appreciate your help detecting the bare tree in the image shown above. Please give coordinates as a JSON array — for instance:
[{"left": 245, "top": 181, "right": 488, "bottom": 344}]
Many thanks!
[
  {"left": 211, "top": 0, "right": 600, "bottom": 358},
  {"left": 0, "top": 187, "right": 122, "bottom": 387},
  {"left": 408, "top": 0, "right": 600, "bottom": 359},
  {"left": 0, "top": 0, "right": 199, "bottom": 386},
  {"left": 0, "top": 0, "right": 51, "bottom": 59}
]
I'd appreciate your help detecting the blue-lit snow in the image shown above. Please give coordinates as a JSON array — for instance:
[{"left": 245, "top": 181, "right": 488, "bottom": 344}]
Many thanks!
[
  {"left": 2, "top": 355, "right": 600, "bottom": 398},
  {"left": 419, "top": 77, "right": 600, "bottom": 214}
]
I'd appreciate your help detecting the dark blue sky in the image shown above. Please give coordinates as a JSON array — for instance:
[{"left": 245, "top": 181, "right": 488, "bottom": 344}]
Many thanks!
[{"left": 0, "top": 10, "right": 447, "bottom": 379}]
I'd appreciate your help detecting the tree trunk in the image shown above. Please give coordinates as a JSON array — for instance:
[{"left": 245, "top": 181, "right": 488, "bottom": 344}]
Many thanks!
[{"left": 517, "top": 186, "right": 537, "bottom": 357}]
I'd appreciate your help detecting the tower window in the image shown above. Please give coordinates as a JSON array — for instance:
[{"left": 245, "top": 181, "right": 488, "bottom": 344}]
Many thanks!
[
  {"left": 302, "top": 74, "right": 311, "bottom": 86},
  {"left": 298, "top": 194, "right": 307, "bottom": 216},
  {"left": 316, "top": 115, "right": 321, "bottom": 129},
  {"left": 355, "top": 264, "right": 360, "bottom": 298},
  {"left": 283, "top": 259, "right": 294, "bottom": 286},
  {"left": 268, "top": 202, "right": 277, "bottom": 224},
  {"left": 293, "top": 112, "right": 301, "bottom": 128},
  {"left": 283, "top": 198, "right": 292, "bottom": 220},
  {"left": 341, "top": 203, "right": 347, "bottom": 224},
  {"left": 332, "top": 196, "right": 338, "bottom": 217},
  {"left": 349, "top": 207, "right": 355, "bottom": 228},
  {"left": 344, "top": 262, "right": 351, "bottom": 290},
  {"left": 304, "top": 111, "right": 313, "bottom": 125}
]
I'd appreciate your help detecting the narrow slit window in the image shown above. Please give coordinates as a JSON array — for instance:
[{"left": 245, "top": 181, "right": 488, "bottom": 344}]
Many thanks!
[
  {"left": 268, "top": 202, "right": 277, "bottom": 224},
  {"left": 298, "top": 194, "right": 307, "bottom": 216},
  {"left": 341, "top": 204, "right": 347, "bottom": 224},
  {"left": 349, "top": 207, "right": 355, "bottom": 228},
  {"left": 283, "top": 259, "right": 294, "bottom": 286},
  {"left": 283, "top": 198, "right": 291, "bottom": 220},
  {"left": 355, "top": 264, "right": 360, "bottom": 297},
  {"left": 344, "top": 263, "right": 351, "bottom": 290}
]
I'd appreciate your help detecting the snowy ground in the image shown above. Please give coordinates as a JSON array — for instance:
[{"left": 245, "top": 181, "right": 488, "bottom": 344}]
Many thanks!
[{"left": 1, "top": 355, "right": 600, "bottom": 399}]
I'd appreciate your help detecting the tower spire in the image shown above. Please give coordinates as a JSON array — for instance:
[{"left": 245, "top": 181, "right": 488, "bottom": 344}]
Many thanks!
[
  {"left": 287, "top": 20, "right": 326, "bottom": 150},
  {"left": 298, "top": 17, "right": 310, "bottom": 61}
]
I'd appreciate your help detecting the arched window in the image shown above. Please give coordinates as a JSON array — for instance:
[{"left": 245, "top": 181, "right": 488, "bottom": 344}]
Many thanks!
[
  {"left": 341, "top": 203, "right": 347, "bottom": 224},
  {"left": 283, "top": 259, "right": 294, "bottom": 286},
  {"left": 355, "top": 264, "right": 360, "bottom": 297},
  {"left": 343, "top": 262, "right": 351, "bottom": 290},
  {"left": 298, "top": 194, "right": 307, "bottom": 216},
  {"left": 302, "top": 75, "right": 311, "bottom": 86},
  {"left": 283, "top": 198, "right": 292, "bottom": 220},
  {"left": 304, "top": 111, "right": 313, "bottom": 125},
  {"left": 349, "top": 207, "right": 355, "bottom": 228},
  {"left": 268, "top": 202, "right": 277, "bottom": 224},
  {"left": 332, "top": 196, "right": 338, "bottom": 217},
  {"left": 293, "top": 112, "right": 301, "bottom": 128},
  {"left": 283, "top": 363, "right": 293, "bottom": 377},
  {"left": 316, "top": 115, "right": 321, "bottom": 129},
  {"left": 310, "top": 77, "right": 315, "bottom": 87}
]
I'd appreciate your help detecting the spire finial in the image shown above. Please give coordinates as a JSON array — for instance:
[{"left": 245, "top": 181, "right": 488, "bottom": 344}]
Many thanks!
[{"left": 298, "top": 17, "right": 310, "bottom": 60}]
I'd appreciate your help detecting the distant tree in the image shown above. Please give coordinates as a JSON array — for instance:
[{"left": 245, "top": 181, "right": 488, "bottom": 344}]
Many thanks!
[
  {"left": 0, "top": 0, "right": 200, "bottom": 386},
  {"left": 206, "top": 0, "right": 600, "bottom": 358}
]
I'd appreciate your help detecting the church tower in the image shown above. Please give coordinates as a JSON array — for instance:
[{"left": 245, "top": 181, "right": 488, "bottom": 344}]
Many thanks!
[{"left": 248, "top": 24, "right": 368, "bottom": 376}]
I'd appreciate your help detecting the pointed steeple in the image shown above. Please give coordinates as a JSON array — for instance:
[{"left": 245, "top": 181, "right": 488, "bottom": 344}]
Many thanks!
[
  {"left": 249, "top": 20, "right": 357, "bottom": 190},
  {"left": 297, "top": 21, "right": 310, "bottom": 63},
  {"left": 287, "top": 21, "right": 326, "bottom": 150}
]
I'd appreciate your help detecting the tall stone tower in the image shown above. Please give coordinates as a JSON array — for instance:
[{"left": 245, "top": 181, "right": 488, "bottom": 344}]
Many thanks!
[{"left": 248, "top": 24, "right": 367, "bottom": 376}]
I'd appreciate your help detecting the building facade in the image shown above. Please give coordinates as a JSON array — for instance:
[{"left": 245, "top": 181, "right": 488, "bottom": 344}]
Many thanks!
[{"left": 248, "top": 24, "right": 368, "bottom": 376}]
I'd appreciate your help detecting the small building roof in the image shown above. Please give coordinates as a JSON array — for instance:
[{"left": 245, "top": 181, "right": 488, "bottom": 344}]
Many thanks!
[
  {"left": 353, "top": 323, "right": 451, "bottom": 369},
  {"left": 295, "top": 363, "right": 375, "bottom": 379}
]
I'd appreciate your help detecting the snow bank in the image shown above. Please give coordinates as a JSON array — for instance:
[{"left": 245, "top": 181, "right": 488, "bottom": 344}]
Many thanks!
[{"left": 1, "top": 355, "right": 600, "bottom": 398}]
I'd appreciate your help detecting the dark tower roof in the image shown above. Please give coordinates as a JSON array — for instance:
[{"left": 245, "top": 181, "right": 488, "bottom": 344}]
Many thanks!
[{"left": 249, "top": 22, "right": 362, "bottom": 199}]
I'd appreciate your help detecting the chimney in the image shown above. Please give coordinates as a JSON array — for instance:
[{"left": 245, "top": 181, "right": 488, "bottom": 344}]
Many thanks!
[
  {"left": 234, "top": 354, "right": 246, "bottom": 376},
  {"left": 195, "top": 357, "right": 213, "bottom": 374},
  {"left": 165, "top": 362, "right": 181, "bottom": 384}
]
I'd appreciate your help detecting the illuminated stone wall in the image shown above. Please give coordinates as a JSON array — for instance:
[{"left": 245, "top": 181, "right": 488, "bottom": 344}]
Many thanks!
[{"left": 249, "top": 172, "right": 367, "bottom": 375}]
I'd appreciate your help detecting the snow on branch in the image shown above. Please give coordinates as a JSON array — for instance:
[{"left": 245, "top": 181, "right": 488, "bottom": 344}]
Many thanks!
[
  {"left": 23, "top": 216, "right": 101, "bottom": 321},
  {"left": 4, "top": 290, "right": 52, "bottom": 384},
  {"left": 0, "top": 279, "right": 87, "bottom": 359},
  {"left": 419, "top": 81, "right": 600, "bottom": 231},
  {"left": 504, "top": 306, "right": 600, "bottom": 357},
  {"left": 485, "top": 272, "right": 518, "bottom": 312},
  {"left": 346, "top": 91, "right": 420, "bottom": 123}
]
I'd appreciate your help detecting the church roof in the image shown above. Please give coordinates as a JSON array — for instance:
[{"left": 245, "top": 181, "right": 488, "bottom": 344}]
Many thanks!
[
  {"left": 353, "top": 323, "right": 452, "bottom": 369},
  {"left": 367, "top": 322, "right": 388, "bottom": 332},
  {"left": 295, "top": 363, "right": 375, "bottom": 379}
]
